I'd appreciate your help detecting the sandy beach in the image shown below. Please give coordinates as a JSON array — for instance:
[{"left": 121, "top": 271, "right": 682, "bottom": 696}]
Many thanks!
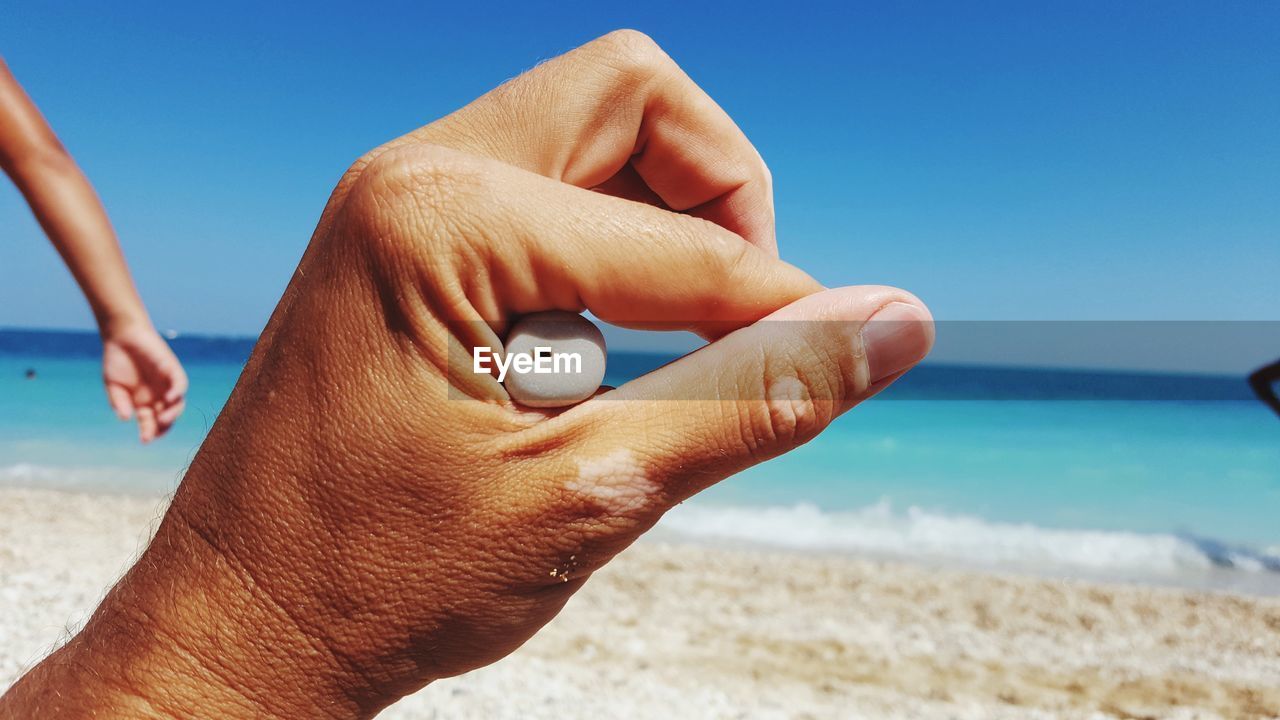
[{"left": 2, "top": 487, "right": 1279, "bottom": 720}]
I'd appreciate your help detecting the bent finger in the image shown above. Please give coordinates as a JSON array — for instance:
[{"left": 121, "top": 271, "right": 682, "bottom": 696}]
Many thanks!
[
  {"left": 163, "top": 364, "right": 189, "bottom": 405},
  {"left": 359, "top": 30, "right": 776, "bottom": 252},
  {"left": 363, "top": 145, "right": 819, "bottom": 342},
  {"left": 153, "top": 399, "right": 184, "bottom": 439},
  {"left": 157, "top": 398, "right": 186, "bottom": 430},
  {"left": 136, "top": 404, "right": 158, "bottom": 444}
]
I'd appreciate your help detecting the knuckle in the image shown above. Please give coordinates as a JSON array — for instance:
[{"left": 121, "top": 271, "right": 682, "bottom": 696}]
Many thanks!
[
  {"left": 599, "top": 28, "right": 662, "bottom": 56},
  {"left": 756, "top": 155, "right": 774, "bottom": 190},
  {"left": 693, "top": 228, "right": 755, "bottom": 296},
  {"left": 337, "top": 146, "right": 386, "bottom": 191},
  {"left": 721, "top": 232, "right": 756, "bottom": 276},
  {"left": 593, "top": 29, "right": 671, "bottom": 81},
  {"left": 342, "top": 144, "right": 493, "bottom": 262},
  {"left": 354, "top": 144, "right": 481, "bottom": 215},
  {"left": 738, "top": 343, "right": 839, "bottom": 454}
]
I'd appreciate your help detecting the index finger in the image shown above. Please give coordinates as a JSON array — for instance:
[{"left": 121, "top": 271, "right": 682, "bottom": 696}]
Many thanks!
[{"left": 351, "top": 30, "right": 777, "bottom": 253}]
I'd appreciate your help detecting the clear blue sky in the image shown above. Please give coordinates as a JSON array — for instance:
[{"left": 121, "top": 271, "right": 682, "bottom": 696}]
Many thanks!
[{"left": 2, "top": 1, "right": 1278, "bottom": 339}]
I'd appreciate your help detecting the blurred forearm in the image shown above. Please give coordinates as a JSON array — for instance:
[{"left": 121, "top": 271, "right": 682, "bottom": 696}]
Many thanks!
[
  {"left": 7, "top": 149, "right": 149, "bottom": 332},
  {"left": 1, "top": 58, "right": 149, "bottom": 335}
]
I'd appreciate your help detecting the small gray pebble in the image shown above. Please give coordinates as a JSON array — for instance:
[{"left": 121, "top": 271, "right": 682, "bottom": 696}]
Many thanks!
[{"left": 502, "top": 311, "right": 606, "bottom": 408}]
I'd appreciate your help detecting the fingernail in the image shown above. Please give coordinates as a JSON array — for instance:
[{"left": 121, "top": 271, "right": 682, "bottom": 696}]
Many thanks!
[{"left": 861, "top": 302, "right": 933, "bottom": 383}]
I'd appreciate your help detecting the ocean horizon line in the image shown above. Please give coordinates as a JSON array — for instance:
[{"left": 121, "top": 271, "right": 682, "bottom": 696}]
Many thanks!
[{"left": 0, "top": 325, "right": 1265, "bottom": 386}]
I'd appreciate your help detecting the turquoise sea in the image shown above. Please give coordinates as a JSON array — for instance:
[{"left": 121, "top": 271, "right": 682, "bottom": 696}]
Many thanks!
[{"left": 3, "top": 328, "right": 1279, "bottom": 594}]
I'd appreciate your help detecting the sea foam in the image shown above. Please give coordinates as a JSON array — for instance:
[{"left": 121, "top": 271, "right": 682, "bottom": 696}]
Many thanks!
[
  {"left": 0, "top": 462, "right": 177, "bottom": 495},
  {"left": 658, "top": 499, "right": 1280, "bottom": 593}
]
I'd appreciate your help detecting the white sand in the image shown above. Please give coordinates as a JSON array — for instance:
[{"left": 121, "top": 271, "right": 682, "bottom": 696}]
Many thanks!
[{"left": 3, "top": 487, "right": 1279, "bottom": 719}]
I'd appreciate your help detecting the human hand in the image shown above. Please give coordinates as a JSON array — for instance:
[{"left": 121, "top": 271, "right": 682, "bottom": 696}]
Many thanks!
[
  {"left": 101, "top": 321, "right": 187, "bottom": 443},
  {"left": 1, "top": 31, "right": 933, "bottom": 719}
]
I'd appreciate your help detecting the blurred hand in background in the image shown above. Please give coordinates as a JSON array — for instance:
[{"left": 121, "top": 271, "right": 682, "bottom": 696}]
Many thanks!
[{"left": 0, "top": 57, "right": 186, "bottom": 442}]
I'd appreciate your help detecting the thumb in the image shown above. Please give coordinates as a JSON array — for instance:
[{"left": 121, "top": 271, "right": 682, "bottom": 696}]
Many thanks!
[{"left": 587, "top": 286, "right": 933, "bottom": 505}]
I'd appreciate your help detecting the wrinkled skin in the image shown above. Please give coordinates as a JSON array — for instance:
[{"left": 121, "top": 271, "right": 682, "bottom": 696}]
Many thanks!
[{"left": 0, "top": 31, "right": 933, "bottom": 719}]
